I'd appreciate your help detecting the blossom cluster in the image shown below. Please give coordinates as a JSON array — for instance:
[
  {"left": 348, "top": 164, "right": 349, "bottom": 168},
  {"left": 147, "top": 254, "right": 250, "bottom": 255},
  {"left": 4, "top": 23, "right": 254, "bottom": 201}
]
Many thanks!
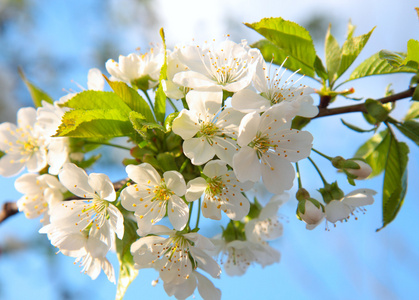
[{"left": 1, "top": 37, "right": 375, "bottom": 299}]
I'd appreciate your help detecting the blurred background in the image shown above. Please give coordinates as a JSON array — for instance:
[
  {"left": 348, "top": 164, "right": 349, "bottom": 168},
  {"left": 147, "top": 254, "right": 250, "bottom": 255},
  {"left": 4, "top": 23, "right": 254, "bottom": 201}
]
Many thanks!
[{"left": 0, "top": 0, "right": 418, "bottom": 299}]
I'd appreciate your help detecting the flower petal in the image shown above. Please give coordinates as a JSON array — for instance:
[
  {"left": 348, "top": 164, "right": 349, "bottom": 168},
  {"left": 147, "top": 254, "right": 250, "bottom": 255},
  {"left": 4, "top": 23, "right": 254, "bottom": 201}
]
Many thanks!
[
  {"left": 168, "top": 195, "right": 189, "bottom": 231},
  {"left": 59, "top": 163, "right": 95, "bottom": 198},
  {"left": 126, "top": 163, "right": 161, "bottom": 186}
]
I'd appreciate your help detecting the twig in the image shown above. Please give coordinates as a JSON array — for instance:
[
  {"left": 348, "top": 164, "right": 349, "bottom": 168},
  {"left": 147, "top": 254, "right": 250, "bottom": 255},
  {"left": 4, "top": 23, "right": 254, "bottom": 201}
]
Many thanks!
[
  {"left": 0, "top": 202, "right": 19, "bottom": 223},
  {"left": 313, "top": 87, "right": 415, "bottom": 119}
]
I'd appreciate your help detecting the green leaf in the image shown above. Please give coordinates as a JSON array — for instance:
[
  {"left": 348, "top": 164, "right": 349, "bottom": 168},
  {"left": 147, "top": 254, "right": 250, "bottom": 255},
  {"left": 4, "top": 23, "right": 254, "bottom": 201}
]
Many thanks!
[
  {"left": 156, "top": 152, "right": 178, "bottom": 172},
  {"left": 340, "top": 119, "right": 375, "bottom": 132},
  {"left": 291, "top": 116, "right": 311, "bottom": 130},
  {"left": 154, "top": 28, "right": 168, "bottom": 123},
  {"left": 365, "top": 99, "right": 390, "bottom": 122},
  {"left": 18, "top": 68, "right": 54, "bottom": 107},
  {"left": 63, "top": 90, "right": 132, "bottom": 115},
  {"left": 115, "top": 216, "right": 139, "bottom": 300},
  {"left": 346, "top": 20, "right": 356, "bottom": 40},
  {"left": 413, "top": 85, "right": 419, "bottom": 101},
  {"left": 403, "top": 39, "right": 419, "bottom": 67},
  {"left": 348, "top": 52, "right": 416, "bottom": 82},
  {"left": 355, "top": 129, "right": 390, "bottom": 177},
  {"left": 378, "top": 131, "right": 409, "bottom": 231},
  {"left": 313, "top": 56, "right": 328, "bottom": 81},
  {"left": 129, "top": 111, "right": 165, "bottom": 137},
  {"left": 379, "top": 50, "right": 406, "bottom": 67},
  {"left": 336, "top": 26, "right": 375, "bottom": 78},
  {"left": 105, "top": 79, "right": 155, "bottom": 122},
  {"left": 0, "top": 150, "right": 4, "bottom": 159},
  {"left": 394, "top": 120, "right": 419, "bottom": 146},
  {"left": 325, "top": 24, "right": 341, "bottom": 84},
  {"left": 251, "top": 39, "right": 316, "bottom": 78},
  {"left": 246, "top": 18, "right": 317, "bottom": 77},
  {"left": 55, "top": 109, "right": 133, "bottom": 138},
  {"left": 405, "top": 101, "right": 419, "bottom": 120}
]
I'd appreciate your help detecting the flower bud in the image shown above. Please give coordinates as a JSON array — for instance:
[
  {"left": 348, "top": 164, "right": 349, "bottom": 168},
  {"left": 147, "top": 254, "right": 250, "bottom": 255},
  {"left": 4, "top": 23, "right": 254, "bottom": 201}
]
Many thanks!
[
  {"left": 346, "top": 160, "right": 372, "bottom": 180},
  {"left": 297, "top": 199, "right": 325, "bottom": 227}
]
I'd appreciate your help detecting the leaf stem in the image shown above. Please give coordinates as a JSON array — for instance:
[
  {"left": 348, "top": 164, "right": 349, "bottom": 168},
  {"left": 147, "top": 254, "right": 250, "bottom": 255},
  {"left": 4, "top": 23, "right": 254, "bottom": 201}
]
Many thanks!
[
  {"left": 308, "top": 156, "right": 328, "bottom": 186},
  {"left": 312, "top": 148, "right": 333, "bottom": 161},
  {"left": 84, "top": 141, "right": 131, "bottom": 151},
  {"left": 295, "top": 162, "right": 302, "bottom": 189},
  {"left": 142, "top": 90, "right": 155, "bottom": 111},
  {"left": 167, "top": 98, "right": 179, "bottom": 112},
  {"left": 194, "top": 198, "right": 201, "bottom": 230}
]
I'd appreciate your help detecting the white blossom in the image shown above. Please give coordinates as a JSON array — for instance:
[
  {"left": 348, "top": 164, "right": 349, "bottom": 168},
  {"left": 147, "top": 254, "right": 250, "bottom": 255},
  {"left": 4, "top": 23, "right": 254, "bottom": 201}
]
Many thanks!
[
  {"left": 121, "top": 163, "right": 188, "bottom": 236},
  {"left": 233, "top": 103, "right": 313, "bottom": 194},
  {"left": 172, "top": 90, "right": 244, "bottom": 166},
  {"left": 106, "top": 46, "right": 164, "bottom": 89},
  {"left": 16, "top": 173, "right": 66, "bottom": 224},
  {"left": 173, "top": 39, "right": 261, "bottom": 92},
  {"left": 186, "top": 160, "right": 253, "bottom": 220},
  {"left": 0, "top": 107, "right": 47, "bottom": 177},
  {"left": 325, "top": 188, "right": 376, "bottom": 223},
  {"left": 346, "top": 160, "right": 373, "bottom": 180},
  {"left": 131, "top": 225, "right": 221, "bottom": 297},
  {"left": 231, "top": 57, "right": 318, "bottom": 117}
]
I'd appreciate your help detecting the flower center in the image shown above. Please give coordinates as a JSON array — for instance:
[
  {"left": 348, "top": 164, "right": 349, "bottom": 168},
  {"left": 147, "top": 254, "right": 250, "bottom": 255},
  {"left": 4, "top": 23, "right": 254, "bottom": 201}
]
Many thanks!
[
  {"left": 205, "top": 50, "right": 248, "bottom": 85},
  {"left": 153, "top": 180, "right": 173, "bottom": 202},
  {"left": 206, "top": 176, "right": 223, "bottom": 197},
  {"left": 248, "top": 132, "right": 277, "bottom": 159}
]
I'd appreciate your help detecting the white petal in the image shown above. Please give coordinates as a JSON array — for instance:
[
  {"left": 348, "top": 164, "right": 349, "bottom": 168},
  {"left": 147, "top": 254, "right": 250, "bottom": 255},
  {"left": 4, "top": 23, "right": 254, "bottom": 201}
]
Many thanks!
[
  {"left": 186, "top": 90, "right": 222, "bottom": 115},
  {"left": 231, "top": 89, "right": 270, "bottom": 113},
  {"left": 107, "top": 204, "right": 124, "bottom": 239},
  {"left": 59, "top": 163, "right": 95, "bottom": 198},
  {"left": 237, "top": 112, "right": 261, "bottom": 147},
  {"left": 232, "top": 147, "right": 261, "bottom": 182},
  {"left": 88, "top": 173, "right": 116, "bottom": 201},
  {"left": 185, "top": 177, "right": 207, "bottom": 202},
  {"left": 202, "top": 160, "right": 227, "bottom": 177},
  {"left": 168, "top": 195, "right": 189, "bottom": 231},
  {"left": 172, "top": 109, "right": 200, "bottom": 140},
  {"left": 325, "top": 200, "right": 351, "bottom": 223},
  {"left": 183, "top": 137, "right": 215, "bottom": 165},
  {"left": 87, "top": 68, "right": 105, "bottom": 91},
  {"left": 126, "top": 163, "right": 161, "bottom": 185},
  {"left": 261, "top": 156, "right": 295, "bottom": 194},
  {"left": 201, "top": 196, "right": 222, "bottom": 220},
  {"left": 343, "top": 189, "right": 376, "bottom": 206},
  {"left": 164, "top": 171, "right": 186, "bottom": 196},
  {"left": 195, "top": 271, "right": 221, "bottom": 300},
  {"left": 223, "top": 191, "right": 250, "bottom": 220}
]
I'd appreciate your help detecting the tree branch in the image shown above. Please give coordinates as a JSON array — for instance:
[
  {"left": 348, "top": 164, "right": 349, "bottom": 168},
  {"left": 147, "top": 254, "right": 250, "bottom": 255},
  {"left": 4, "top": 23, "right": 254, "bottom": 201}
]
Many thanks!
[
  {"left": 0, "top": 202, "right": 19, "bottom": 223},
  {"left": 313, "top": 87, "right": 415, "bottom": 119}
]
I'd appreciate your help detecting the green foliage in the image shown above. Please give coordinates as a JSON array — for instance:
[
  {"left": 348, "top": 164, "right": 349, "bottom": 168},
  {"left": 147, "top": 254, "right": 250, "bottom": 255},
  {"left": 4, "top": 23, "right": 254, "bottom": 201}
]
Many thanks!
[
  {"left": 364, "top": 99, "right": 390, "bottom": 123},
  {"left": 55, "top": 109, "right": 133, "bottom": 138},
  {"left": 405, "top": 101, "right": 419, "bottom": 120},
  {"left": 115, "top": 216, "right": 139, "bottom": 300},
  {"left": 394, "top": 120, "right": 419, "bottom": 146},
  {"left": 19, "top": 68, "right": 54, "bottom": 107},
  {"left": 348, "top": 52, "right": 416, "bottom": 82},
  {"left": 340, "top": 119, "right": 375, "bottom": 133},
  {"left": 403, "top": 39, "right": 419, "bottom": 68},
  {"left": 105, "top": 79, "right": 155, "bottom": 122},
  {"left": 129, "top": 111, "right": 165, "bottom": 138},
  {"left": 355, "top": 129, "right": 390, "bottom": 177},
  {"left": 154, "top": 28, "right": 168, "bottom": 123},
  {"left": 378, "top": 129, "right": 409, "bottom": 231},
  {"left": 246, "top": 17, "right": 317, "bottom": 78},
  {"left": 291, "top": 116, "right": 311, "bottom": 130},
  {"left": 325, "top": 24, "right": 341, "bottom": 83}
]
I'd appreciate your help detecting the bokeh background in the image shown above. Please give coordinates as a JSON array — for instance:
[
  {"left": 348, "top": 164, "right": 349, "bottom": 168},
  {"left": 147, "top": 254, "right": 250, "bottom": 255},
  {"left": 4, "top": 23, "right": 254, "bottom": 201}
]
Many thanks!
[{"left": 0, "top": 0, "right": 418, "bottom": 299}]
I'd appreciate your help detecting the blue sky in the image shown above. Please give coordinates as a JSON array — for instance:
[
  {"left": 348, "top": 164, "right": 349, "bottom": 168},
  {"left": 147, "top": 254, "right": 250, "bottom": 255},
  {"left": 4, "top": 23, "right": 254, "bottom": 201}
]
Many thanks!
[{"left": 0, "top": 1, "right": 418, "bottom": 299}]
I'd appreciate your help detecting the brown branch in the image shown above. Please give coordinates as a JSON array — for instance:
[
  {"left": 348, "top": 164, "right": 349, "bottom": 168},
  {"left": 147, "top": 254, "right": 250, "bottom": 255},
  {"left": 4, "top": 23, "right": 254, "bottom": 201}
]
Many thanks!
[
  {"left": 313, "top": 87, "right": 415, "bottom": 119},
  {"left": 0, "top": 202, "right": 19, "bottom": 223}
]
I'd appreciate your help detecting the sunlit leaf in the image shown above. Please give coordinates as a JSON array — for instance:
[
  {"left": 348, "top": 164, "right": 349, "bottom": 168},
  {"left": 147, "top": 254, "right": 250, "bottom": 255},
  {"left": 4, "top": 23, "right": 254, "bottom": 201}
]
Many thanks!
[
  {"left": 55, "top": 109, "right": 133, "bottom": 138},
  {"left": 405, "top": 101, "right": 419, "bottom": 120},
  {"left": 378, "top": 131, "right": 409, "bottom": 231},
  {"left": 291, "top": 116, "right": 311, "bottom": 130},
  {"left": 154, "top": 28, "right": 168, "bottom": 123},
  {"left": 394, "top": 120, "right": 419, "bottom": 146},
  {"left": 403, "top": 39, "right": 419, "bottom": 68},
  {"left": 115, "top": 215, "right": 139, "bottom": 300},
  {"left": 348, "top": 52, "right": 416, "bottom": 81},
  {"left": 325, "top": 24, "right": 341, "bottom": 84},
  {"left": 340, "top": 119, "right": 375, "bottom": 132},
  {"left": 129, "top": 111, "right": 165, "bottom": 137},
  {"left": 336, "top": 26, "right": 375, "bottom": 78},
  {"left": 365, "top": 99, "right": 390, "bottom": 122},
  {"left": 355, "top": 129, "right": 390, "bottom": 177},
  {"left": 246, "top": 18, "right": 317, "bottom": 77},
  {"left": 251, "top": 39, "right": 316, "bottom": 78},
  {"left": 18, "top": 68, "right": 54, "bottom": 107},
  {"left": 105, "top": 78, "right": 155, "bottom": 122}
]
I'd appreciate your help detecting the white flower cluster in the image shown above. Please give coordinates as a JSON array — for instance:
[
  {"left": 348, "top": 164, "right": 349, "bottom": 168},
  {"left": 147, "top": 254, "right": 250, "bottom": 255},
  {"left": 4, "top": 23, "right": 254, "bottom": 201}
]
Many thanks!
[{"left": 1, "top": 38, "right": 375, "bottom": 300}]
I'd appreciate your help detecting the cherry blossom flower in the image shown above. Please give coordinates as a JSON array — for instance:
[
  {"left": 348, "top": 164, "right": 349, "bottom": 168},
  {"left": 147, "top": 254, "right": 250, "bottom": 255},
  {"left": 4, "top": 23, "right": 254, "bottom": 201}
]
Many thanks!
[
  {"left": 106, "top": 46, "right": 164, "bottom": 90},
  {"left": 297, "top": 199, "right": 326, "bottom": 230},
  {"left": 131, "top": 225, "right": 221, "bottom": 298},
  {"left": 245, "top": 194, "right": 287, "bottom": 244},
  {"left": 231, "top": 57, "right": 318, "bottom": 117},
  {"left": 346, "top": 160, "right": 373, "bottom": 180},
  {"left": 211, "top": 236, "right": 280, "bottom": 276},
  {"left": 173, "top": 39, "right": 261, "bottom": 92},
  {"left": 120, "top": 163, "right": 188, "bottom": 236},
  {"left": 16, "top": 173, "right": 66, "bottom": 224},
  {"left": 233, "top": 103, "right": 313, "bottom": 194},
  {"left": 185, "top": 160, "right": 253, "bottom": 220},
  {"left": 0, "top": 107, "right": 47, "bottom": 177},
  {"left": 172, "top": 90, "right": 244, "bottom": 165},
  {"left": 161, "top": 49, "right": 190, "bottom": 99},
  {"left": 325, "top": 188, "right": 376, "bottom": 223}
]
